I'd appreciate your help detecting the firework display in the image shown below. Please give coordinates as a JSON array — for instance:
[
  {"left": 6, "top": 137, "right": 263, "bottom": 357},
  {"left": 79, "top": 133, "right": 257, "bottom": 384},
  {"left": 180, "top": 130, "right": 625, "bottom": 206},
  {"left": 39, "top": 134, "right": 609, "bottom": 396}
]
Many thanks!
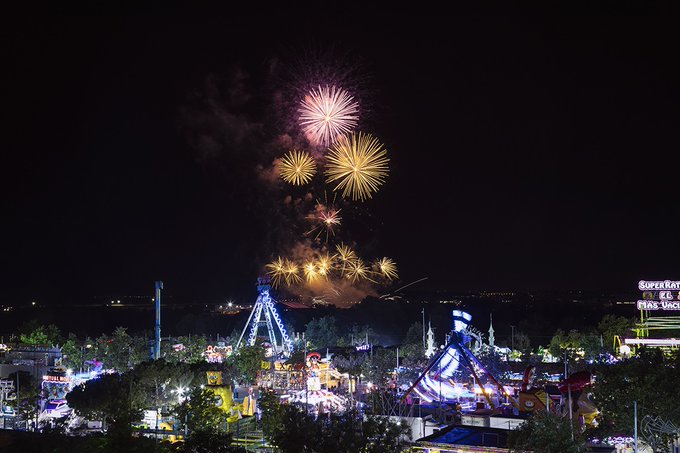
[
  {"left": 283, "top": 259, "right": 302, "bottom": 286},
  {"left": 266, "top": 248, "right": 397, "bottom": 289},
  {"left": 265, "top": 257, "right": 286, "bottom": 288},
  {"left": 374, "top": 257, "right": 398, "bottom": 280},
  {"left": 325, "top": 132, "right": 389, "bottom": 201},
  {"left": 299, "top": 85, "right": 359, "bottom": 148},
  {"left": 306, "top": 203, "right": 342, "bottom": 242},
  {"left": 264, "top": 78, "right": 397, "bottom": 305},
  {"left": 279, "top": 149, "right": 317, "bottom": 185}
]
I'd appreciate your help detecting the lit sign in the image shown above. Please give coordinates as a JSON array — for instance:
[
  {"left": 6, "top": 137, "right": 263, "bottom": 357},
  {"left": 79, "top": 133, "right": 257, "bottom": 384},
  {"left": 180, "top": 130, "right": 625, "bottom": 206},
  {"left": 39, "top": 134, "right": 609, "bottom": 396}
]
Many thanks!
[
  {"left": 637, "top": 300, "right": 680, "bottom": 311},
  {"left": 355, "top": 344, "right": 371, "bottom": 352},
  {"left": 604, "top": 436, "right": 634, "bottom": 446},
  {"left": 205, "top": 344, "right": 233, "bottom": 363},
  {"left": 638, "top": 280, "right": 680, "bottom": 290},
  {"left": 624, "top": 338, "right": 680, "bottom": 346},
  {"left": 42, "top": 375, "right": 70, "bottom": 383}
]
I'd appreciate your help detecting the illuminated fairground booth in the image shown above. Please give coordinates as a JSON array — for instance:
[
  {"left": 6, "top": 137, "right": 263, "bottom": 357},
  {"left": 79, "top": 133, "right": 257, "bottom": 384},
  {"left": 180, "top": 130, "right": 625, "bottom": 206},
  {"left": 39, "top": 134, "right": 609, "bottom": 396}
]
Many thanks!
[
  {"left": 41, "top": 367, "right": 73, "bottom": 417},
  {"left": 619, "top": 280, "right": 680, "bottom": 354},
  {"left": 258, "top": 351, "right": 350, "bottom": 414}
]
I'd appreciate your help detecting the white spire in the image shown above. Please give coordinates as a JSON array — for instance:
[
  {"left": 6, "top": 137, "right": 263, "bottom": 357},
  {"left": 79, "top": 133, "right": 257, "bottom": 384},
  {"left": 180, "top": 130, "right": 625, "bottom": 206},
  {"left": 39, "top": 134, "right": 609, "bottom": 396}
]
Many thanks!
[
  {"left": 425, "top": 321, "right": 436, "bottom": 358},
  {"left": 488, "top": 313, "right": 495, "bottom": 348}
]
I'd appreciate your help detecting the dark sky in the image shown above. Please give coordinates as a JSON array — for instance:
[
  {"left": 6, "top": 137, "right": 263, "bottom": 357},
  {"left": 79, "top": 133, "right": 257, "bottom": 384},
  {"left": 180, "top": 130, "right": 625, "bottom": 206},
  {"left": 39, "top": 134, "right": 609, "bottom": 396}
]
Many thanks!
[{"left": 3, "top": 11, "right": 679, "bottom": 305}]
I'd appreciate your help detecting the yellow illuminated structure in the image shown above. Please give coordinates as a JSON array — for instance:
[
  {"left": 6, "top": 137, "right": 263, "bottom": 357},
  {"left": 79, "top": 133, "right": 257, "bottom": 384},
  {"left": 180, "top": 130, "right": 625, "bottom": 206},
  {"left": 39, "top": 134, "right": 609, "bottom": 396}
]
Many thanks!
[{"left": 204, "top": 371, "right": 255, "bottom": 422}]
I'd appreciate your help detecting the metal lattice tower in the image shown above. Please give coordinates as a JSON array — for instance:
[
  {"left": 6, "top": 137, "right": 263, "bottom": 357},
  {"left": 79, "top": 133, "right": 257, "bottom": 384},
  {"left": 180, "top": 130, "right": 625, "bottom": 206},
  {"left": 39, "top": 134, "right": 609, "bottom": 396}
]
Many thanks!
[{"left": 235, "top": 278, "right": 293, "bottom": 358}]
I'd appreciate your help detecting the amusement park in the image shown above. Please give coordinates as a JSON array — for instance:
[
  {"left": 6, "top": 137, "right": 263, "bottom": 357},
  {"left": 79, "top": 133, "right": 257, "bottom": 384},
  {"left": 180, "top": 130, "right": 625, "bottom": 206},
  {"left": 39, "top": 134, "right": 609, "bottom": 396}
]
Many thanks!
[
  {"left": 0, "top": 277, "right": 679, "bottom": 452},
  {"left": 3, "top": 9, "right": 679, "bottom": 453}
]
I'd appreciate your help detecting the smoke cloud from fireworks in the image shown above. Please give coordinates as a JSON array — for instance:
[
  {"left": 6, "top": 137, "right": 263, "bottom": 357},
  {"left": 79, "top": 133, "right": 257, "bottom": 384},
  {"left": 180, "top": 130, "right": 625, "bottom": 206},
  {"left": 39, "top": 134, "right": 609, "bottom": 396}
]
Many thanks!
[{"left": 181, "top": 56, "right": 397, "bottom": 307}]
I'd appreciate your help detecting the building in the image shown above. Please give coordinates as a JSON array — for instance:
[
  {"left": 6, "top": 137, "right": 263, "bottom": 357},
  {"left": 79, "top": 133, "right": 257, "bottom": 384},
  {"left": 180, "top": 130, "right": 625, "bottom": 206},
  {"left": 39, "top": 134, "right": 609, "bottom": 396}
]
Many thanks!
[{"left": 0, "top": 345, "right": 62, "bottom": 381}]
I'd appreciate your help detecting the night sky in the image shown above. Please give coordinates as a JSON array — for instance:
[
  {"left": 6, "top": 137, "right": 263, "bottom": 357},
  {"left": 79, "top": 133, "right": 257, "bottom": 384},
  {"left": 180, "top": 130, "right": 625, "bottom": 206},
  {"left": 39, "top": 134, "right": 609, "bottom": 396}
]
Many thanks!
[{"left": 3, "top": 11, "right": 678, "bottom": 305}]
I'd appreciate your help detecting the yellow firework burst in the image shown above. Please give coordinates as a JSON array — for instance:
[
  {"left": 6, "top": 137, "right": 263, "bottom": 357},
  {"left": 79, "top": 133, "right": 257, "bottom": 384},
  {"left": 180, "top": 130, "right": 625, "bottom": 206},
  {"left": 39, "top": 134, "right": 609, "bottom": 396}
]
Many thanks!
[
  {"left": 303, "top": 261, "right": 320, "bottom": 283},
  {"left": 279, "top": 149, "right": 317, "bottom": 185},
  {"left": 266, "top": 257, "right": 286, "bottom": 288},
  {"left": 335, "top": 243, "right": 357, "bottom": 275},
  {"left": 374, "top": 257, "right": 398, "bottom": 280},
  {"left": 335, "top": 243, "right": 357, "bottom": 263},
  {"left": 325, "top": 132, "right": 389, "bottom": 201},
  {"left": 315, "top": 253, "right": 334, "bottom": 277},
  {"left": 283, "top": 259, "right": 302, "bottom": 286},
  {"left": 345, "top": 258, "right": 374, "bottom": 283}
]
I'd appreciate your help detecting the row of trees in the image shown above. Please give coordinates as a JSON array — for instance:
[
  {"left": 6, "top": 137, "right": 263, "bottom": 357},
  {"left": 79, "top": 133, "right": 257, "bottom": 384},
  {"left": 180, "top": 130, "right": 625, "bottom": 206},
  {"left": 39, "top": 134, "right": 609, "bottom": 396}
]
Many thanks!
[
  {"left": 14, "top": 312, "right": 636, "bottom": 373},
  {"left": 65, "top": 344, "right": 265, "bottom": 432},
  {"left": 259, "top": 389, "right": 411, "bottom": 453},
  {"left": 509, "top": 347, "right": 680, "bottom": 453}
]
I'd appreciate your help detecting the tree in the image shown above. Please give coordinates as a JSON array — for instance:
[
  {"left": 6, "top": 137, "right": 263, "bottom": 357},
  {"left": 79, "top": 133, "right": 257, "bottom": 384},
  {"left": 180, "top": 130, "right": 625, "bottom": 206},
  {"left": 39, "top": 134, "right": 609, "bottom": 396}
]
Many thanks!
[
  {"left": 362, "top": 414, "right": 411, "bottom": 453},
  {"left": 549, "top": 328, "right": 602, "bottom": 364},
  {"left": 259, "top": 388, "right": 319, "bottom": 451},
  {"left": 67, "top": 372, "right": 143, "bottom": 438},
  {"left": 133, "top": 359, "right": 195, "bottom": 411},
  {"left": 304, "top": 316, "right": 339, "bottom": 349},
  {"left": 508, "top": 411, "right": 587, "bottom": 453},
  {"left": 403, "top": 321, "right": 423, "bottom": 346},
  {"left": 179, "top": 431, "right": 246, "bottom": 453},
  {"left": 230, "top": 344, "right": 265, "bottom": 385},
  {"left": 61, "top": 333, "right": 85, "bottom": 371},
  {"left": 18, "top": 321, "right": 62, "bottom": 345},
  {"left": 167, "top": 335, "right": 209, "bottom": 364},
  {"left": 176, "top": 387, "right": 228, "bottom": 436},
  {"left": 592, "top": 348, "right": 680, "bottom": 445},
  {"left": 597, "top": 314, "right": 634, "bottom": 354},
  {"left": 268, "top": 403, "right": 319, "bottom": 452},
  {"left": 8, "top": 370, "right": 40, "bottom": 428},
  {"left": 259, "top": 391, "right": 410, "bottom": 453},
  {"left": 106, "top": 327, "right": 135, "bottom": 371},
  {"left": 400, "top": 322, "right": 426, "bottom": 364},
  {"left": 513, "top": 330, "right": 531, "bottom": 356},
  {"left": 258, "top": 389, "right": 283, "bottom": 441},
  {"left": 363, "top": 348, "right": 398, "bottom": 387}
]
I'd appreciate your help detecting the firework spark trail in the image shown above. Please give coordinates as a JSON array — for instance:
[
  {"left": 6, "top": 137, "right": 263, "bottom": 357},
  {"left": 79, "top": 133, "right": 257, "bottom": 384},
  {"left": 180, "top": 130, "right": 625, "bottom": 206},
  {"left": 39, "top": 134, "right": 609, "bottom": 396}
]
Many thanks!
[
  {"left": 334, "top": 243, "right": 358, "bottom": 276},
  {"left": 379, "top": 277, "right": 429, "bottom": 299},
  {"left": 325, "top": 132, "right": 389, "bottom": 201},
  {"left": 344, "top": 258, "right": 376, "bottom": 283},
  {"left": 266, "top": 257, "right": 286, "bottom": 288},
  {"left": 374, "top": 257, "right": 398, "bottom": 280},
  {"left": 283, "top": 259, "right": 302, "bottom": 286},
  {"left": 299, "top": 85, "right": 359, "bottom": 148},
  {"left": 315, "top": 253, "right": 334, "bottom": 277},
  {"left": 306, "top": 206, "right": 342, "bottom": 242},
  {"left": 279, "top": 149, "right": 317, "bottom": 185},
  {"left": 303, "top": 261, "right": 319, "bottom": 283}
]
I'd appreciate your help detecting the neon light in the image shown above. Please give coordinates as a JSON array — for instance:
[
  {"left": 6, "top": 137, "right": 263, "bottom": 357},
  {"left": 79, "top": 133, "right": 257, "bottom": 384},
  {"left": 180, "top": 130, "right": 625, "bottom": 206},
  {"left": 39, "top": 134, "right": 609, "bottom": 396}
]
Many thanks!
[
  {"left": 637, "top": 300, "right": 680, "bottom": 311},
  {"left": 42, "top": 375, "right": 70, "bottom": 383},
  {"left": 624, "top": 338, "right": 680, "bottom": 346},
  {"left": 638, "top": 280, "right": 680, "bottom": 290}
]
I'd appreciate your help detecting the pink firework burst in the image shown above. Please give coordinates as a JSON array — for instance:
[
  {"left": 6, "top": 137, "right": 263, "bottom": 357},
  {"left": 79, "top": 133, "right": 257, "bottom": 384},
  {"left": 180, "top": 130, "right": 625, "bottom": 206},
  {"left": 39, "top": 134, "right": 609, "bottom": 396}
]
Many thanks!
[{"left": 298, "top": 85, "right": 359, "bottom": 148}]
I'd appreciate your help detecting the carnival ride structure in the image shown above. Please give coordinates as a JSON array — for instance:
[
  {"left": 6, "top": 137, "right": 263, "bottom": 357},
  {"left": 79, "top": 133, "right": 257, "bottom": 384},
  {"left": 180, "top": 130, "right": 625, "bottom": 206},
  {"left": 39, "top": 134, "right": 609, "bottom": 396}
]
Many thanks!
[
  {"left": 518, "top": 365, "right": 599, "bottom": 427},
  {"left": 402, "top": 310, "right": 600, "bottom": 427},
  {"left": 402, "top": 310, "right": 519, "bottom": 411},
  {"left": 235, "top": 278, "right": 294, "bottom": 358}
]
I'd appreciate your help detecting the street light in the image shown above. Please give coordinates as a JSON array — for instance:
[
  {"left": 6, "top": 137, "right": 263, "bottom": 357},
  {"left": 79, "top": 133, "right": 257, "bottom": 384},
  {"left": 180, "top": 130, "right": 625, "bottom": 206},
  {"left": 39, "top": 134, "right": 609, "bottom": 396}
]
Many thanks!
[
  {"left": 510, "top": 325, "right": 516, "bottom": 351},
  {"left": 174, "top": 386, "right": 188, "bottom": 403}
]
